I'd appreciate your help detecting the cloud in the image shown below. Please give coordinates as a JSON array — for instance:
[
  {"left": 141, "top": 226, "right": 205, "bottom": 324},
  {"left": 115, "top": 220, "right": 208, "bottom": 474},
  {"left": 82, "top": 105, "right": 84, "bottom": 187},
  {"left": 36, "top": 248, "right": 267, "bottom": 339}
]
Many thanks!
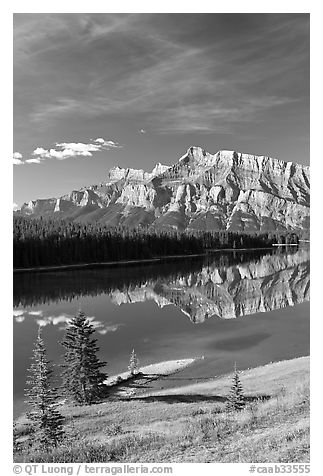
[
  {"left": 33, "top": 145, "right": 93, "bottom": 160},
  {"left": 37, "top": 319, "right": 51, "bottom": 327},
  {"left": 25, "top": 157, "right": 43, "bottom": 164},
  {"left": 20, "top": 138, "right": 122, "bottom": 165},
  {"left": 26, "top": 313, "right": 71, "bottom": 327},
  {"left": 15, "top": 316, "right": 25, "bottom": 323},
  {"left": 13, "top": 152, "right": 24, "bottom": 165},
  {"left": 33, "top": 313, "right": 73, "bottom": 327},
  {"left": 34, "top": 139, "right": 122, "bottom": 160},
  {"left": 13, "top": 202, "right": 20, "bottom": 211},
  {"left": 86, "top": 317, "right": 124, "bottom": 335},
  {"left": 28, "top": 310, "right": 44, "bottom": 316},
  {"left": 33, "top": 147, "right": 48, "bottom": 155},
  {"left": 13, "top": 309, "right": 26, "bottom": 322},
  {"left": 99, "top": 324, "right": 124, "bottom": 334},
  {"left": 13, "top": 310, "right": 24, "bottom": 317},
  {"left": 13, "top": 309, "right": 124, "bottom": 334},
  {"left": 94, "top": 138, "right": 120, "bottom": 148},
  {"left": 56, "top": 142, "right": 99, "bottom": 154}
]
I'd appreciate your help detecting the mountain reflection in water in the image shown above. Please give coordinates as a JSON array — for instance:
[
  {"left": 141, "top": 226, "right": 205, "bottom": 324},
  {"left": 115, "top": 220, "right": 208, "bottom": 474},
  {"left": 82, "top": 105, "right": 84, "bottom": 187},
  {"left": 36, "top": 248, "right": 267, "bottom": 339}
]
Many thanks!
[{"left": 14, "top": 247, "right": 309, "bottom": 323}]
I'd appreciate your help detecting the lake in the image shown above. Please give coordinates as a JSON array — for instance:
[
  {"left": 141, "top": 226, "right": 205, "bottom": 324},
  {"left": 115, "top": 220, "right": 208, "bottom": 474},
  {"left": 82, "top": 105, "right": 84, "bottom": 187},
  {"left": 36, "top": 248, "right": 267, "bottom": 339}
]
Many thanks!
[{"left": 13, "top": 247, "right": 310, "bottom": 416}]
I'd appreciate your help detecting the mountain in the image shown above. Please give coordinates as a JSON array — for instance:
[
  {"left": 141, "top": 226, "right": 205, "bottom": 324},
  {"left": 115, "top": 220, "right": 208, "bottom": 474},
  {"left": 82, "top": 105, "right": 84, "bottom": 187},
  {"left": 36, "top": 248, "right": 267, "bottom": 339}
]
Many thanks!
[
  {"left": 17, "top": 147, "right": 310, "bottom": 232},
  {"left": 110, "top": 248, "right": 310, "bottom": 322}
]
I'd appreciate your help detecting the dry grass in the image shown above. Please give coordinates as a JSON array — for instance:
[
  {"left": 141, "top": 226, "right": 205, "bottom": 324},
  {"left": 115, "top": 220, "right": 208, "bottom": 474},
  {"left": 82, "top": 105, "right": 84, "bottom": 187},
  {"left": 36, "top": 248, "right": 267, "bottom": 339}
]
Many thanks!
[{"left": 14, "top": 357, "right": 309, "bottom": 463}]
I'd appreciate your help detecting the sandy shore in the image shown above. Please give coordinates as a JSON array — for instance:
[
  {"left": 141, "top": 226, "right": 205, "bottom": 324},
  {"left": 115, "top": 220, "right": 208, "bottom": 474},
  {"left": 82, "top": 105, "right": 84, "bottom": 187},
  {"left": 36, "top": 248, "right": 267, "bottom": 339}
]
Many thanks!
[{"left": 104, "top": 358, "right": 199, "bottom": 386}]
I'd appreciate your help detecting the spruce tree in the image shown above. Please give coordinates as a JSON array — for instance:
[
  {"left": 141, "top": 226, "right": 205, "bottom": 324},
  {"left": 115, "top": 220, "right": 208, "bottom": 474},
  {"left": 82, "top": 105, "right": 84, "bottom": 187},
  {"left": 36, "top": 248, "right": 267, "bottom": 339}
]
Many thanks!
[
  {"left": 24, "top": 328, "right": 64, "bottom": 448},
  {"left": 128, "top": 349, "right": 139, "bottom": 375},
  {"left": 226, "top": 363, "right": 245, "bottom": 411},
  {"left": 61, "top": 310, "right": 107, "bottom": 405}
]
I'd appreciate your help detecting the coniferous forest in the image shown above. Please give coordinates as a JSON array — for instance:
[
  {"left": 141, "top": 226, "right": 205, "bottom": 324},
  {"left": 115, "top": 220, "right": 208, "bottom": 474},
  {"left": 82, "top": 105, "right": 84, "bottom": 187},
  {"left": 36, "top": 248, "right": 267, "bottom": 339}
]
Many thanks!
[{"left": 13, "top": 216, "right": 299, "bottom": 269}]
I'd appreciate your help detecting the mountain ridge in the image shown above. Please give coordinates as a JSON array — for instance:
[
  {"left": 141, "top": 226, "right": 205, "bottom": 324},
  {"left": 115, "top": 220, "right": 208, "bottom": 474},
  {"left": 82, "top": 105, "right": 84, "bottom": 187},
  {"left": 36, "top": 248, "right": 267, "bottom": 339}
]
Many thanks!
[{"left": 17, "top": 146, "right": 310, "bottom": 233}]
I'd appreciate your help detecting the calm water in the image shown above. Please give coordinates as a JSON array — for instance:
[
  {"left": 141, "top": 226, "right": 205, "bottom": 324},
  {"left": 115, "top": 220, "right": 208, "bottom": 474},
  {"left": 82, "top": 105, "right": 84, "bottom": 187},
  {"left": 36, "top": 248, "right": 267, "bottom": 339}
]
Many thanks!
[{"left": 13, "top": 247, "right": 310, "bottom": 416}]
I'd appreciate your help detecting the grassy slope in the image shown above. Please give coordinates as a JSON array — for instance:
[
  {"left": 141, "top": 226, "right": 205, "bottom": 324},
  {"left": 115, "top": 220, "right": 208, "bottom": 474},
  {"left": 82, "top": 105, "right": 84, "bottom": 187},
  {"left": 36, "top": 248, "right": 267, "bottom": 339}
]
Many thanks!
[{"left": 14, "top": 356, "right": 309, "bottom": 463}]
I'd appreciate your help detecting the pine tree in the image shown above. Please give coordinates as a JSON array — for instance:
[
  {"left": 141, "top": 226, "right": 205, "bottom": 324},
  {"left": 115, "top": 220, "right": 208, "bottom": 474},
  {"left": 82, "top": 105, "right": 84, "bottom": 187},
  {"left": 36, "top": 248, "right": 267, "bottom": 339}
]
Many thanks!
[
  {"left": 24, "top": 328, "right": 64, "bottom": 448},
  {"left": 128, "top": 349, "right": 139, "bottom": 375},
  {"left": 226, "top": 363, "right": 245, "bottom": 411},
  {"left": 61, "top": 310, "right": 107, "bottom": 405}
]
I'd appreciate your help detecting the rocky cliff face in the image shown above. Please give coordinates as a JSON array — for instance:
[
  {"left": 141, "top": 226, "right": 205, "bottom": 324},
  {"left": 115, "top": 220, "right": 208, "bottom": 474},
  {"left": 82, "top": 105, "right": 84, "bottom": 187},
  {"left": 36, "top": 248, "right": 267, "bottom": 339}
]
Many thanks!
[
  {"left": 110, "top": 248, "right": 310, "bottom": 322},
  {"left": 18, "top": 147, "right": 310, "bottom": 232}
]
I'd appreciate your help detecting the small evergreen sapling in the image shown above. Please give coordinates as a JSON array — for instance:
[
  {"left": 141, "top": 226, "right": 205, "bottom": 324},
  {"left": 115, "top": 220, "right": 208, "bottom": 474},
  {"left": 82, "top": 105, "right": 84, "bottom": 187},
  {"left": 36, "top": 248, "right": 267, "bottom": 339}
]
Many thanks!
[
  {"left": 24, "top": 328, "right": 64, "bottom": 449},
  {"left": 226, "top": 363, "right": 245, "bottom": 411},
  {"left": 128, "top": 349, "right": 139, "bottom": 375},
  {"left": 61, "top": 310, "right": 107, "bottom": 405}
]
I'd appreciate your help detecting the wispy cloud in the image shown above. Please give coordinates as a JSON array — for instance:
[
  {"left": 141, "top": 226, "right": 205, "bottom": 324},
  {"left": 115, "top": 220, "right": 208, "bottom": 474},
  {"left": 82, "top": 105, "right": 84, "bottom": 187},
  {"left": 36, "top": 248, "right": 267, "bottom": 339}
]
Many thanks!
[
  {"left": 154, "top": 97, "right": 298, "bottom": 134},
  {"left": 14, "top": 14, "right": 135, "bottom": 63},
  {"left": 14, "top": 14, "right": 309, "bottom": 136}
]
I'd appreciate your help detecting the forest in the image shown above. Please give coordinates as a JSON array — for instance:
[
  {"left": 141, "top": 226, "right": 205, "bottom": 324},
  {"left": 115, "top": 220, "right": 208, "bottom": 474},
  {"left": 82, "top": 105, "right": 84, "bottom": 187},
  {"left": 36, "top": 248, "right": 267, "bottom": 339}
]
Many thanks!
[{"left": 13, "top": 216, "right": 299, "bottom": 269}]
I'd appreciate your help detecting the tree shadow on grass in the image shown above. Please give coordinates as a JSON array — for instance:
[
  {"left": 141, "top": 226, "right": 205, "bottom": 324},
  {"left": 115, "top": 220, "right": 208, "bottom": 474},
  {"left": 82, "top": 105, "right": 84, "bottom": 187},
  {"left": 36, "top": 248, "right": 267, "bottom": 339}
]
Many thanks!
[
  {"left": 101, "top": 373, "right": 161, "bottom": 398},
  {"left": 102, "top": 372, "right": 219, "bottom": 396},
  {"left": 125, "top": 394, "right": 271, "bottom": 404},
  {"left": 101, "top": 372, "right": 271, "bottom": 405}
]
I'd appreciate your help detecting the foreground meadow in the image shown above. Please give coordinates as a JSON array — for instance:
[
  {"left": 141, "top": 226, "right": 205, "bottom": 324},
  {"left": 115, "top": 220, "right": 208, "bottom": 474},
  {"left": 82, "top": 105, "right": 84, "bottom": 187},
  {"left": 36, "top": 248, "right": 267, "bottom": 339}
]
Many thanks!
[{"left": 14, "top": 356, "right": 309, "bottom": 463}]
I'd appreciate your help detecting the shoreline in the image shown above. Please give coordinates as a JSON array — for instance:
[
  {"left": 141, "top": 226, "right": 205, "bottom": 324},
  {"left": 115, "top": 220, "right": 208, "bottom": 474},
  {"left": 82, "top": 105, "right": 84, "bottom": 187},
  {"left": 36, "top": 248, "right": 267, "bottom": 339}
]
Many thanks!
[
  {"left": 14, "top": 355, "right": 309, "bottom": 418},
  {"left": 13, "top": 253, "right": 205, "bottom": 273},
  {"left": 139, "top": 355, "right": 309, "bottom": 399},
  {"left": 103, "top": 359, "right": 200, "bottom": 398},
  {"left": 104, "top": 358, "right": 199, "bottom": 388},
  {"left": 13, "top": 246, "right": 282, "bottom": 274}
]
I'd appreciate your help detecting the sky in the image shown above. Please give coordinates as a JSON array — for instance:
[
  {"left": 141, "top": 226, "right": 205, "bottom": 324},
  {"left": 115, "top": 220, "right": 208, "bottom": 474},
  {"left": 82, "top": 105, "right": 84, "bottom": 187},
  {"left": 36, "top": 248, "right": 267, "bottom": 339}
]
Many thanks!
[{"left": 13, "top": 13, "right": 310, "bottom": 207}]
